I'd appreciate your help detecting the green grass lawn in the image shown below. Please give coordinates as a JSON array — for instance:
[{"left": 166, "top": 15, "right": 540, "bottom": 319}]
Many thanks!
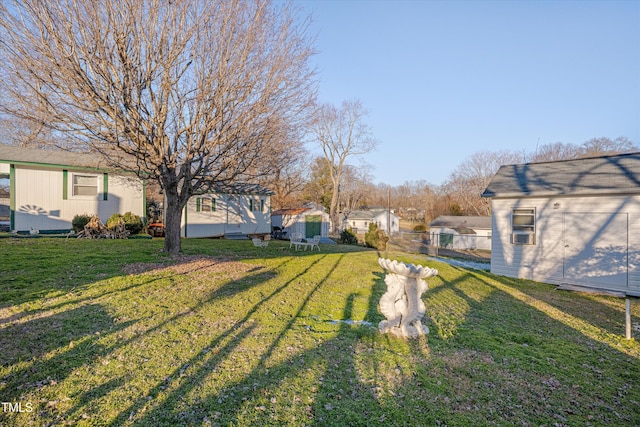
[{"left": 0, "top": 238, "right": 639, "bottom": 426}]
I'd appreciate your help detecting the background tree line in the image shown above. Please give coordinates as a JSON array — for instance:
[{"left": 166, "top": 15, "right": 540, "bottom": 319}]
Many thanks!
[{"left": 259, "top": 135, "right": 637, "bottom": 224}]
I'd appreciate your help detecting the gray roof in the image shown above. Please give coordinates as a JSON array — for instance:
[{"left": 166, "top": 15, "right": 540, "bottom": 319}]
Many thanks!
[
  {"left": 344, "top": 209, "right": 398, "bottom": 221},
  {"left": 429, "top": 215, "right": 491, "bottom": 229},
  {"left": 0, "top": 144, "right": 111, "bottom": 170},
  {"left": 482, "top": 152, "right": 640, "bottom": 198},
  {"left": 208, "top": 182, "right": 274, "bottom": 196}
]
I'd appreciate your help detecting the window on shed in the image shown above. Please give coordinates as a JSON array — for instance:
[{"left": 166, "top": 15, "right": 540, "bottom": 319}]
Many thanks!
[
  {"left": 249, "top": 198, "right": 261, "bottom": 211},
  {"left": 196, "top": 197, "right": 215, "bottom": 213},
  {"left": 72, "top": 174, "right": 98, "bottom": 196},
  {"left": 511, "top": 208, "right": 535, "bottom": 245}
]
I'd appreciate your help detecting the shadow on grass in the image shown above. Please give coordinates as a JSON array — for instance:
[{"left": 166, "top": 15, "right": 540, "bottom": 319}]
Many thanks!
[
  {"left": 118, "top": 253, "right": 392, "bottom": 426},
  {"left": 94, "top": 254, "right": 334, "bottom": 426},
  {"left": 0, "top": 238, "right": 370, "bottom": 310},
  {"left": 4, "top": 248, "right": 640, "bottom": 426},
  {"left": 0, "top": 252, "right": 297, "bottom": 425},
  {"left": 0, "top": 239, "right": 165, "bottom": 309},
  {"left": 0, "top": 303, "right": 136, "bottom": 426},
  {"left": 473, "top": 269, "right": 637, "bottom": 338}
]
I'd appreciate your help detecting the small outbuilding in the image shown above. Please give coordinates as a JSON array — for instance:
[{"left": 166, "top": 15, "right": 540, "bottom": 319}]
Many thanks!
[
  {"left": 271, "top": 203, "right": 330, "bottom": 240},
  {"left": 0, "top": 145, "right": 145, "bottom": 233},
  {"left": 482, "top": 152, "right": 640, "bottom": 296},
  {"left": 180, "top": 183, "right": 273, "bottom": 238},
  {"left": 341, "top": 209, "right": 400, "bottom": 235},
  {"left": 429, "top": 215, "right": 492, "bottom": 250}
]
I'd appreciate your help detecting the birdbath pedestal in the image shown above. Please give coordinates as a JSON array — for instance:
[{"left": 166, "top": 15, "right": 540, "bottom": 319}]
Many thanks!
[{"left": 377, "top": 258, "right": 438, "bottom": 339}]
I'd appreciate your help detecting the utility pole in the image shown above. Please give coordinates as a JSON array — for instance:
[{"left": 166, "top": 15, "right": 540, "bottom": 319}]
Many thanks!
[{"left": 387, "top": 185, "right": 391, "bottom": 235}]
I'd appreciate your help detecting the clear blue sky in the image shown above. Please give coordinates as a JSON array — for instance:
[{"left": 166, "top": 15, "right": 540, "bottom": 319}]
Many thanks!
[{"left": 297, "top": 0, "right": 640, "bottom": 186}]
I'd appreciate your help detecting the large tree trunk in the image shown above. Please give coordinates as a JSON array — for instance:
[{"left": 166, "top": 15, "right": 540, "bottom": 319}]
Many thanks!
[
  {"left": 329, "top": 178, "right": 340, "bottom": 235},
  {"left": 163, "top": 186, "right": 185, "bottom": 255}
]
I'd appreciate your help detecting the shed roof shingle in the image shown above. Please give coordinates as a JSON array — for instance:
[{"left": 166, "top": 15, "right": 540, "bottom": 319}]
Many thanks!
[{"left": 482, "top": 152, "right": 640, "bottom": 198}]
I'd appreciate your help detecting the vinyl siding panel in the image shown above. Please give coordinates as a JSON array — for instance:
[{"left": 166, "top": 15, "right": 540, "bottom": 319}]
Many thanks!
[
  {"left": 274, "top": 209, "right": 331, "bottom": 239},
  {"left": 12, "top": 165, "right": 144, "bottom": 232},
  {"left": 182, "top": 194, "right": 272, "bottom": 238},
  {"left": 491, "top": 195, "right": 640, "bottom": 293}
]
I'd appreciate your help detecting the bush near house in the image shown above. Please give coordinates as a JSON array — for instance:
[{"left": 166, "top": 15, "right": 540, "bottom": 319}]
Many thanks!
[
  {"left": 71, "top": 214, "right": 92, "bottom": 232},
  {"left": 107, "top": 212, "right": 145, "bottom": 235},
  {"left": 365, "top": 222, "right": 389, "bottom": 250},
  {"left": 339, "top": 227, "right": 359, "bottom": 245}
]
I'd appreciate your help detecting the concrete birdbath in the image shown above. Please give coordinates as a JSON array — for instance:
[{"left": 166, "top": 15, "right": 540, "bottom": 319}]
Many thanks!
[{"left": 377, "top": 258, "right": 438, "bottom": 339}]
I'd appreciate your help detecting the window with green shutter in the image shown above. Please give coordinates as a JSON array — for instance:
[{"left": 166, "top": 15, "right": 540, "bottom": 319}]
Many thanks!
[{"left": 196, "top": 197, "right": 215, "bottom": 213}]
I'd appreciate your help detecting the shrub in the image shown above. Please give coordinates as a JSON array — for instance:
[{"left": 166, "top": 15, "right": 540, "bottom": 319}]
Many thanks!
[
  {"left": 339, "top": 228, "right": 359, "bottom": 245},
  {"left": 413, "top": 223, "right": 427, "bottom": 232},
  {"left": 123, "top": 212, "right": 145, "bottom": 234},
  {"left": 107, "top": 212, "right": 144, "bottom": 235},
  {"left": 365, "top": 223, "right": 389, "bottom": 250},
  {"left": 71, "top": 214, "right": 92, "bottom": 232}
]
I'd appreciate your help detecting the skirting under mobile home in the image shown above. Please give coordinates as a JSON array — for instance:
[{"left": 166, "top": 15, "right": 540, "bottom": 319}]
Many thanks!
[{"left": 482, "top": 153, "right": 640, "bottom": 297}]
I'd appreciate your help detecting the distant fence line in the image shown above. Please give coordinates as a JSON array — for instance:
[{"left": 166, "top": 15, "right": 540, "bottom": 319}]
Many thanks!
[{"left": 388, "top": 231, "right": 492, "bottom": 255}]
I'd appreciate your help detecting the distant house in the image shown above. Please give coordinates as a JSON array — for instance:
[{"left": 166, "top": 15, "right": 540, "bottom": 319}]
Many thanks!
[
  {"left": 482, "top": 152, "right": 640, "bottom": 296},
  {"left": 0, "top": 145, "right": 145, "bottom": 233},
  {"left": 180, "top": 183, "right": 273, "bottom": 238},
  {"left": 429, "top": 215, "right": 492, "bottom": 250},
  {"left": 271, "top": 203, "right": 330, "bottom": 240},
  {"left": 341, "top": 209, "right": 400, "bottom": 235}
]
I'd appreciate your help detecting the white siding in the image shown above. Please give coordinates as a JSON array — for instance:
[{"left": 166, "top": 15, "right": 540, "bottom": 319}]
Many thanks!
[
  {"left": 182, "top": 193, "right": 271, "bottom": 238},
  {"left": 491, "top": 195, "right": 640, "bottom": 292},
  {"left": 275, "top": 209, "right": 330, "bottom": 239},
  {"left": 431, "top": 226, "right": 492, "bottom": 250},
  {"left": 13, "top": 166, "right": 144, "bottom": 232},
  {"left": 349, "top": 213, "right": 400, "bottom": 234},
  {"left": 374, "top": 212, "right": 400, "bottom": 234}
]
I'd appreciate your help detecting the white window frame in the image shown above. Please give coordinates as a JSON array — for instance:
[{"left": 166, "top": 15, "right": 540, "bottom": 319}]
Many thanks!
[
  {"left": 511, "top": 208, "right": 536, "bottom": 245},
  {"left": 196, "top": 197, "right": 215, "bottom": 213},
  {"left": 72, "top": 174, "right": 98, "bottom": 198},
  {"left": 249, "top": 198, "right": 263, "bottom": 212}
]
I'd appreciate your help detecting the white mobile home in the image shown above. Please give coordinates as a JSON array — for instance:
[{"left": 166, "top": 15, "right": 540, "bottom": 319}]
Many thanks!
[
  {"left": 482, "top": 153, "right": 640, "bottom": 296},
  {"left": 0, "top": 145, "right": 145, "bottom": 233},
  {"left": 271, "top": 203, "right": 330, "bottom": 239},
  {"left": 181, "top": 183, "right": 273, "bottom": 238},
  {"left": 429, "top": 215, "right": 492, "bottom": 250}
]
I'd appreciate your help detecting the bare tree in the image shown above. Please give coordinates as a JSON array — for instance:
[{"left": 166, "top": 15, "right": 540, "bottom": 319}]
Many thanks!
[
  {"left": 580, "top": 136, "right": 637, "bottom": 157},
  {"left": 254, "top": 139, "right": 309, "bottom": 210},
  {"left": 311, "top": 100, "right": 378, "bottom": 234},
  {"left": 0, "top": 0, "right": 316, "bottom": 253},
  {"left": 339, "top": 164, "right": 373, "bottom": 213},
  {"left": 527, "top": 137, "right": 637, "bottom": 163},
  {"left": 443, "top": 150, "right": 523, "bottom": 216},
  {"left": 527, "top": 142, "right": 582, "bottom": 163}
]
